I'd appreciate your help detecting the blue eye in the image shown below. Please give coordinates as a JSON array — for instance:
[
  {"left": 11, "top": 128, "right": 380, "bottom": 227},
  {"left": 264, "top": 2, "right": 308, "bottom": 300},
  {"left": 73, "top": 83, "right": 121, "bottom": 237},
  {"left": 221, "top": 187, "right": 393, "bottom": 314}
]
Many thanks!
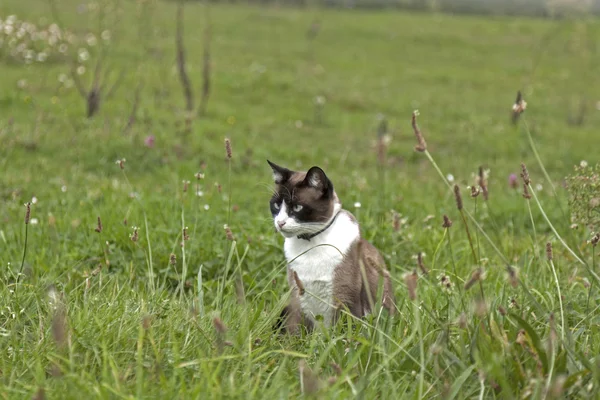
[{"left": 273, "top": 202, "right": 280, "bottom": 210}]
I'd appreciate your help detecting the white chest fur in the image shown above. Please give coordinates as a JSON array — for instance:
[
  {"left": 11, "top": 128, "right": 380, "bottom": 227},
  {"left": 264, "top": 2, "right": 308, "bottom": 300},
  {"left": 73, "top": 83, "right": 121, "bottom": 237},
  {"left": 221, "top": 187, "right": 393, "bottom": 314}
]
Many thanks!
[{"left": 284, "top": 211, "right": 360, "bottom": 326}]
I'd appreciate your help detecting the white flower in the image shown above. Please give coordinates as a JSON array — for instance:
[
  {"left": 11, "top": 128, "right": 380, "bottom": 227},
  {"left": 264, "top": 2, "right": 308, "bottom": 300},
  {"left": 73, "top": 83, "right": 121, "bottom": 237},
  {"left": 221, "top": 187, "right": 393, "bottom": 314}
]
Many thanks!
[
  {"left": 36, "top": 52, "right": 47, "bottom": 62},
  {"left": 196, "top": 190, "right": 204, "bottom": 197},
  {"left": 17, "top": 79, "right": 27, "bottom": 89},
  {"left": 101, "top": 30, "right": 111, "bottom": 41},
  {"left": 354, "top": 202, "right": 361, "bottom": 208},
  {"left": 31, "top": 196, "right": 38, "bottom": 204},
  {"left": 314, "top": 96, "right": 326, "bottom": 105},
  {"left": 61, "top": 185, "right": 67, "bottom": 192},
  {"left": 446, "top": 174, "right": 455, "bottom": 183},
  {"left": 76, "top": 65, "right": 85, "bottom": 75},
  {"left": 58, "top": 73, "right": 68, "bottom": 83},
  {"left": 77, "top": 48, "right": 89, "bottom": 62},
  {"left": 30, "top": 218, "right": 39, "bottom": 225},
  {"left": 535, "top": 183, "right": 543, "bottom": 191},
  {"left": 203, "top": 204, "right": 210, "bottom": 210},
  {"left": 580, "top": 160, "right": 588, "bottom": 168},
  {"left": 295, "top": 120, "right": 303, "bottom": 129},
  {"left": 86, "top": 33, "right": 97, "bottom": 46}
]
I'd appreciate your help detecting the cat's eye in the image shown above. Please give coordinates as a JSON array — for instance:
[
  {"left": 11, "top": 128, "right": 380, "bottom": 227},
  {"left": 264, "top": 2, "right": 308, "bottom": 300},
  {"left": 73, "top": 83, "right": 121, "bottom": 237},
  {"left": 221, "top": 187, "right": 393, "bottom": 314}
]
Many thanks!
[
  {"left": 273, "top": 202, "right": 281, "bottom": 210},
  {"left": 292, "top": 204, "right": 303, "bottom": 212}
]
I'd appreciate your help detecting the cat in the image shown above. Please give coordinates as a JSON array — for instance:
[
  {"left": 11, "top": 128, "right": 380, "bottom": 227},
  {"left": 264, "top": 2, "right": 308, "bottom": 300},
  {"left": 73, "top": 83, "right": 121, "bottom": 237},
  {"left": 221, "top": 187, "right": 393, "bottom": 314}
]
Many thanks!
[{"left": 268, "top": 160, "right": 395, "bottom": 333}]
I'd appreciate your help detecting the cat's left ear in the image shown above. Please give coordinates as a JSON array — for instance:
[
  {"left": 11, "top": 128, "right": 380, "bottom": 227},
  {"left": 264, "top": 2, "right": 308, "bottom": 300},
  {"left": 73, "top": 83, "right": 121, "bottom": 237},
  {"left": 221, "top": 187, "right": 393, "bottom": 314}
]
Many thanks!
[{"left": 304, "top": 166, "right": 331, "bottom": 194}]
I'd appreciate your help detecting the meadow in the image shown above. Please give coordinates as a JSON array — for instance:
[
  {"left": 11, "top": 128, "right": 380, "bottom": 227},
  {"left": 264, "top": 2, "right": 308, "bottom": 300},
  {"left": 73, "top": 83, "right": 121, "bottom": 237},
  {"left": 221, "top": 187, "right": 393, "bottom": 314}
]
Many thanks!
[{"left": 1, "top": 0, "right": 600, "bottom": 398}]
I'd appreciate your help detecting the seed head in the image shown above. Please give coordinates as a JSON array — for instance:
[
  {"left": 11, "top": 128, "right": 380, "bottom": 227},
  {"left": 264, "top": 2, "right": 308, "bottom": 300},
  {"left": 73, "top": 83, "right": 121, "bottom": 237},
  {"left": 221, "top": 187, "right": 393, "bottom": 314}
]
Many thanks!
[
  {"left": 442, "top": 215, "right": 453, "bottom": 228},
  {"left": 403, "top": 270, "right": 418, "bottom": 300},
  {"left": 453, "top": 185, "right": 463, "bottom": 210},
  {"left": 115, "top": 158, "right": 126, "bottom": 170},
  {"left": 169, "top": 253, "right": 177, "bottom": 265},
  {"left": 470, "top": 186, "right": 480, "bottom": 198},
  {"left": 130, "top": 226, "right": 139, "bottom": 242},
  {"left": 213, "top": 316, "right": 227, "bottom": 334},
  {"left": 195, "top": 172, "right": 205, "bottom": 180},
  {"left": 225, "top": 138, "right": 232, "bottom": 159},
  {"left": 591, "top": 233, "right": 599, "bottom": 247},
  {"left": 392, "top": 211, "right": 401, "bottom": 232},
  {"left": 507, "top": 266, "right": 518, "bottom": 288},
  {"left": 94, "top": 216, "right": 102, "bottom": 233},
  {"left": 464, "top": 268, "right": 483, "bottom": 291},
  {"left": 546, "top": 242, "right": 553, "bottom": 261},
  {"left": 417, "top": 252, "right": 429, "bottom": 275},
  {"left": 411, "top": 110, "right": 427, "bottom": 152},
  {"left": 182, "top": 180, "right": 190, "bottom": 192},
  {"left": 224, "top": 224, "right": 235, "bottom": 241},
  {"left": 522, "top": 183, "right": 532, "bottom": 199},
  {"left": 512, "top": 91, "right": 527, "bottom": 115},
  {"left": 520, "top": 163, "right": 530, "bottom": 185},
  {"left": 25, "top": 202, "right": 31, "bottom": 224},
  {"left": 183, "top": 227, "right": 190, "bottom": 241},
  {"left": 293, "top": 270, "right": 305, "bottom": 295},
  {"left": 498, "top": 305, "right": 507, "bottom": 316}
]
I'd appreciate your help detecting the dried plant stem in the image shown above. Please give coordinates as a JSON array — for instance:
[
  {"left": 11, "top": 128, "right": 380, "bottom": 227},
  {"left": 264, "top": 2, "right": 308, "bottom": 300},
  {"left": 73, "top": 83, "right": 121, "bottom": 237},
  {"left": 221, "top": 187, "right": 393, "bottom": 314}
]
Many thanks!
[
  {"left": 459, "top": 210, "right": 478, "bottom": 265},
  {"left": 521, "top": 119, "right": 557, "bottom": 195},
  {"left": 529, "top": 188, "right": 595, "bottom": 277},
  {"left": 176, "top": 2, "right": 194, "bottom": 116},
  {"left": 17, "top": 220, "right": 30, "bottom": 289},
  {"left": 179, "top": 208, "right": 188, "bottom": 301},
  {"left": 197, "top": 265, "right": 205, "bottom": 317},
  {"left": 525, "top": 199, "right": 538, "bottom": 255},
  {"left": 548, "top": 257, "right": 565, "bottom": 340}
]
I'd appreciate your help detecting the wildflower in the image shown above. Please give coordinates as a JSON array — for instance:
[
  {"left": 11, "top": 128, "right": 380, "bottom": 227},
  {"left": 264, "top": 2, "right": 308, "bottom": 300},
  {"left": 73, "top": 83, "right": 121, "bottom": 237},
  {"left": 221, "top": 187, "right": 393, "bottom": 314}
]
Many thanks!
[
  {"left": 196, "top": 190, "right": 204, "bottom": 197},
  {"left": 169, "top": 253, "right": 176, "bottom": 265},
  {"left": 76, "top": 65, "right": 85, "bottom": 75},
  {"left": 509, "top": 296, "right": 519, "bottom": 309},
  {"left": 203, "top": 204, "right": 210, "bottom": 211},
  {"left": 591, "top": 233, "right": 599, "bottom": 247},
  {"left": 446, "top": 174, "right": 455, "bottom": 183},
  {"left": 182, "top": 180, "right": 190, "bottom": 192},
  {"left": 183, "top": 227, "right": 189, "bottom": 241},
  {"left": 354, "top": 202, "right": 361, "bottom": 208},
  {"left": 144, "top": 135, "right": 155, "bottom": 148},
  {"left": 31, "top": 196, "right": 38, "bottom": 205},
  {"left": 470, "top": 186, "right": 480, "bottom": 198},
  {"left": 101, "top": 30, "right": 111, "bottom": 41},
  {"left": 411, "top": 110, "right": 427, "bottom": 152},
  {"left": 580, "top": 160, "right": 588, "bottom": 168},
  {"left": 30, "top": 218, "right": 39, "bottom": 225},
  {"left": 512, "top": 91, "right": 527, "bottom": 114},
  {"left": 195, "top": 172, "right": 205, "bottom": 180},
  {"left": 392, "top": 211, "right": 401, "bottom": 232},
  {"left": 437, "top": 273, "right": 453, "bottom": 293},
  {"left": 61, "top": 185, "right": 67, "bottom": 192},
  {"left": 130, "top": 227, "right": 139, "bottom": 242},
  {"left": 115, "top": 158, "right": 126, "bottom": 170},
  {"left": 508, "top": 173, "right": 518, "bottom": 189}
]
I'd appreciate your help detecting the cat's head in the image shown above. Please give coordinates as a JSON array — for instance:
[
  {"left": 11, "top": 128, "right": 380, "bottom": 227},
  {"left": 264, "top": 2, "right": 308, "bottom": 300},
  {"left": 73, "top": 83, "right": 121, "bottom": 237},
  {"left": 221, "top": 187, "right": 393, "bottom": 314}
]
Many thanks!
[{"left": 267, "top": 160, "right": 340, "bottom": 239}]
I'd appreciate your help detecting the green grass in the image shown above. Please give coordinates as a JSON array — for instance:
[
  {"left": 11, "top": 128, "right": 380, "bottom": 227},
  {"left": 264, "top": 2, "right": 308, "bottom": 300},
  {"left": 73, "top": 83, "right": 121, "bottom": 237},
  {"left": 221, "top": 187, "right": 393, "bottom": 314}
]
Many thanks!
[{"left": 1, "top": 1, "right": 600, "bottom": 398}]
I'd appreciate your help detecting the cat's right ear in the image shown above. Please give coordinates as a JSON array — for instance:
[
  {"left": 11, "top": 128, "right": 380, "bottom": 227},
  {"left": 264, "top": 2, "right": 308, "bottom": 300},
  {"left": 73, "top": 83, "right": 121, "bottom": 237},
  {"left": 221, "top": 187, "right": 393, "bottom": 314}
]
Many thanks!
[{"left": 267, "top": 160, "right": 292, "bottom": 184}]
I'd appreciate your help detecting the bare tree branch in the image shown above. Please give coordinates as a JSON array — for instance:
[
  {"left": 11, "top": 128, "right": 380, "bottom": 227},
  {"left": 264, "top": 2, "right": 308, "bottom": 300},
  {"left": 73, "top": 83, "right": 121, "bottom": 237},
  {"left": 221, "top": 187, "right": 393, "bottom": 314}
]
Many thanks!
[{"left": 176, "top": 1, "right": 194, "bottom": 113}]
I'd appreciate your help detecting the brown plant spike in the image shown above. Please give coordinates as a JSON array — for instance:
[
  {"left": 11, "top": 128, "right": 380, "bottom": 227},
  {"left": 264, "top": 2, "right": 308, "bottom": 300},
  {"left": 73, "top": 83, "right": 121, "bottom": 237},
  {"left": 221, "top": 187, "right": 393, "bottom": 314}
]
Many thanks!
[
  {"left": 464, "top": 268, "right": 482, "bottom": 291},
  {"left": 293, "top": 270, "right": 305, "bottom": 295},
  {"left": 442, "top": 215, "right": 453, "bottom": 228},
  {"left": 411, "top": 111, "right": 427, "bottom": 152},
  {"left": 25, "top": 202, "right": 31, "bottom": 224},
  {"left": 417, "top": 252, "right": 429, "bottom": 275},
  {"left": 95, "top": 216, "right": 102, "bottom": 233},
  {"left": 225, "top": 138, "right": 232, "bottom": 159},
  {"left": 520, "top": 163, "right": 530, "bottom": 185},
  {"left": 522, "top": 184, "right": 532, "bottom": 199},
  {"left": 453, "top": 185, "right": 463, "bottom": 210},
  {"left": 546, "top": 242, "right": 553, "bottom": 261},
  {"left": 404, "top": 270, "right": 418, "bottom": 300}
]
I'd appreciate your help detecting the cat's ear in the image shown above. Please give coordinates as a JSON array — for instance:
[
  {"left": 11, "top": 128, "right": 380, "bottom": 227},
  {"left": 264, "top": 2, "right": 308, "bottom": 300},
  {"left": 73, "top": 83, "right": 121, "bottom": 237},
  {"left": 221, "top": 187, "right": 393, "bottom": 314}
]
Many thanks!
[
  {"left": 267, "top": 160, "right": 292, "bottom": 184},
  {"left": 304, "top": 166, "right": 331, "bottom": 194}
]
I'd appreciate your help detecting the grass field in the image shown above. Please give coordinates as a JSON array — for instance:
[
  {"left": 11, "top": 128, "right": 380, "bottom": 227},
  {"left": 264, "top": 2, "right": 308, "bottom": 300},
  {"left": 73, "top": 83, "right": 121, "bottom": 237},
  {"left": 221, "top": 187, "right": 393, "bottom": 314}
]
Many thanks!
[{"left": 2, "top": 1, "right": 600, "bottom": 398}]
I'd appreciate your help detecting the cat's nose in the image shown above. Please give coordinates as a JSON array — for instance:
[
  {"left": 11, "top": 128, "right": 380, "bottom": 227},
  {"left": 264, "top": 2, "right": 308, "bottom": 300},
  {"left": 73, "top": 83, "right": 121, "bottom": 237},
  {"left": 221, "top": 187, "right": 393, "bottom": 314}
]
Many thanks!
[{"left": 277, "top": 221, "right": 286, "bottom": 228}]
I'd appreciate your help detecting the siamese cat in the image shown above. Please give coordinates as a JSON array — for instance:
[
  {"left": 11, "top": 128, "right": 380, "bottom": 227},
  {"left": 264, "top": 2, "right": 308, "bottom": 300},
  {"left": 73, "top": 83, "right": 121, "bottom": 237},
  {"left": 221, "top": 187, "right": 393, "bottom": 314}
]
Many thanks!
[{"left": 268, "top": 160, "right": 395, "bottom": 333}]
